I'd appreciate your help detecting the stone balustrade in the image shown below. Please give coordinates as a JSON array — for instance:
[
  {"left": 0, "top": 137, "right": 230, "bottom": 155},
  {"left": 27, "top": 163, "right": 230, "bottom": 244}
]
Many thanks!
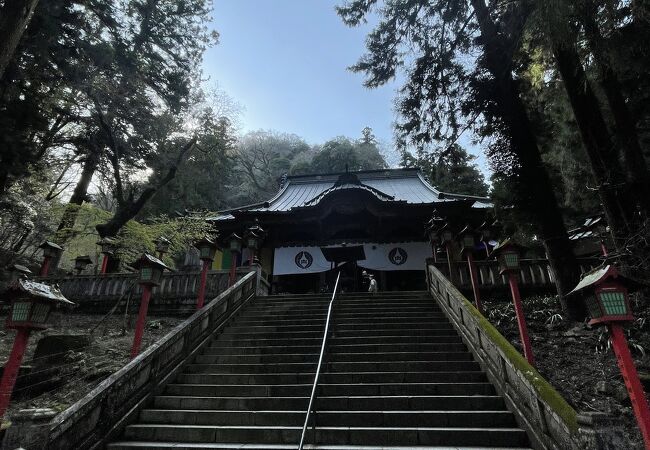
[
  {"left": 39, "top": 268, "right": 256, "bottom": 313},
  {"left": 430, "top": 257, "right": 602, "bottom": 292}
]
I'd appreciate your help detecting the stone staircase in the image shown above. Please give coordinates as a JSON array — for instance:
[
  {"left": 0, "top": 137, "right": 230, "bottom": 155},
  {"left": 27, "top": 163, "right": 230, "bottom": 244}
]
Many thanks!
[{"left": 108, "top": 291, "right": 531, "bottom": 449}]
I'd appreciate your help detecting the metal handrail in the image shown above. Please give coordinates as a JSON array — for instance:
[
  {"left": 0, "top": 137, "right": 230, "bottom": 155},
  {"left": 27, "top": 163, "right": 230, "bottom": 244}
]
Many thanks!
[{"left": 298, "top": 271, "right": 341, "bottom": 450}]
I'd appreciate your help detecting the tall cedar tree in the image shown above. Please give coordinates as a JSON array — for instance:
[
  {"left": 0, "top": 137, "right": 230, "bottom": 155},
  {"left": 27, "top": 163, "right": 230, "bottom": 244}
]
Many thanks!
[{"left": 337, "top": 0, "right": 584, "bottom": 318}]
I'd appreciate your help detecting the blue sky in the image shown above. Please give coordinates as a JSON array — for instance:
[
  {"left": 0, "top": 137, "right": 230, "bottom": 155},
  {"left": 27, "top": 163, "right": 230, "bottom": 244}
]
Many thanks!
[{"left": 203, "top": 0, "right": 489, "bottom": 175}]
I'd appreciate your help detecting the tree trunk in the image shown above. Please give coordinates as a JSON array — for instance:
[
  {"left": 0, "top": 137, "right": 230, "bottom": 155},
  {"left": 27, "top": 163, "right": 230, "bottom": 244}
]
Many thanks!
[
  {"left": 551, "top": 42, "right": 634, "bottom": 252},
  {"left": 581, "top": 5, "right": 650, "bottom": 217},
  {"left": 0, "top": 0, "right": 40, "bottom": 82},
  {"left": 55, "top": 150, "right": 100, "bottom": 243},
  {"left": 96, "top": 139, "right": 196, "bottom": 238},
  {"left": 471, "top": 0, "right": 584, "bottom": 318}
]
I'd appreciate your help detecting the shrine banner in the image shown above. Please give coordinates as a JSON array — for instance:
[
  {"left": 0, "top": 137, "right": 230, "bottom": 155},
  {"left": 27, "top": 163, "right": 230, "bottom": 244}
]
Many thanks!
[
  {"left": 272, "top": 242, "right": 430, "bottom": 275},
  {"left": 273, "top": 246, "right": 332, "bottom": 275},
  {"left": 358, "top": 242, "right": 429, "bottom": 272}
]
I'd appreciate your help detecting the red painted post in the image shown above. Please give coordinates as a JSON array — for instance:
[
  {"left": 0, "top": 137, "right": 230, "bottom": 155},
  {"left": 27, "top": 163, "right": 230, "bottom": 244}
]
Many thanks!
[
  {"left": 467, "top": 252, "right": 482, "bottom": 313},
  {"left": 600, "top": 240, "right": 609, "bottom": 257},
  {"left": 431, "top": 243, "right": 438, "bottom": 263},
  {"left": 249, "top": 249, "right": 256, "bottom": 266},
  {"left": 507, "top": 273, "right": 535, "bottom": 366},
  {"left": 196, "top": 259, "right": 210, "bottom": 309},
  {"left": 609, "top": 323, "right": 650, "bottom": 448},
  {"left": 131, "top": 285, "right": 152, "bottom": 358},
  {"left": 100, "top": 254, "right": 109, "bottom": 274},
  {"left": 0, "top": 329, "right": 31, "bottom": 418},
  {"left": 39, "top": 257, "right": 51, "bottom": 277},
  {"left": 229, "top": 251, "right": 238, "bottom": 286},
  {"left": 444, "top": 242, "right": 453, "bottom": 279}
]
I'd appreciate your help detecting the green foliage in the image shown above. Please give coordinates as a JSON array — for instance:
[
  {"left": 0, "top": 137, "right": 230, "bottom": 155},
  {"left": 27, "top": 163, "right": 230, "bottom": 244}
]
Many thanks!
[{"left": 401, "top": 144, "right": 488, "bottom": 196}]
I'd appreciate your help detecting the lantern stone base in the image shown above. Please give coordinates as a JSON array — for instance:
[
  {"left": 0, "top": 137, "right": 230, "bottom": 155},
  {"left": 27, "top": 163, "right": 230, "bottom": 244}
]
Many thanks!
[
  {"left": 576, "top": 412, "right": 628, "bottom": 449},
  {"left": 1, "top": 408, "right": 56, "bottom": 450}
]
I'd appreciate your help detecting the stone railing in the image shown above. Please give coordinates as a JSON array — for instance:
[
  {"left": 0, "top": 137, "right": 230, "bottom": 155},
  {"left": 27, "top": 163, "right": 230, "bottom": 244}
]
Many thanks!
[
  {"left": 431, "top": 257, "right": 602, "bottom": 292},
  {"left": 426, "top": 263, "right": 627, "bottom": 449},
  {"left": 39, "top": 268, "right": 253, "bottom": 314},
  {"left": 18, "top": 271, "right": 260, "bottom": 450}
]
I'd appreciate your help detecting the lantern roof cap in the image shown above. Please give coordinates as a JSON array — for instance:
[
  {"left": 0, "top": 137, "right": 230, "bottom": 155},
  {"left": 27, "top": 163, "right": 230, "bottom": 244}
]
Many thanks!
[
  {"left": 8, "top": 264, "right": 32, "bottom": 274},
  {"left": 425, "top": 210, "right": 445, "bottom": 230},
  {"left": 130, "top": 253, "right": 174, "bottom": 272},
  {"left": 226, "top": 232, "right": 243, "bottom": 242},
  {"left": 7, "top": 279, "right": 75, "bottom": 307},
  {"left": 39, "top": 241, "right": 63, "bottom": 251},
  {"left": 74, "top": 255, "right": 93, "bottom": 264},
  {"left": 568, "top": 265, "right": 642, "bottom": 295},
  {"left": 194, "top": 236, "right": 219, "bottom": 248},
  {"left": 457, "top": 225, "right": 475, "bottom": 237},
  {"left": 491, "top": 238, "right": 524, "bottom": 255},
  {"left": 154, "top": 236, "right": 171, "bottom": 244}
]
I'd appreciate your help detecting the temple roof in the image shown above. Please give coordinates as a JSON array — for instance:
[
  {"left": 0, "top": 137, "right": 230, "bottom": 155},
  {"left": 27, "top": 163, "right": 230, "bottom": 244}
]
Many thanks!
[{"left": 209, "top": 168, "right": 491, "bottom": 221}]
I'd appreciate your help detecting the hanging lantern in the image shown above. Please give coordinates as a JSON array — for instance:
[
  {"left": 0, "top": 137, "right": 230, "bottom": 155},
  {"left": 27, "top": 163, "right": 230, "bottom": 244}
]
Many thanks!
[
  {"left": 227, "top": 233, "right": 243, "bottom": 253},
  {"left": 457, "top": 225, "right": 477, "bottom": 255},
  {"left": 154, "top": 236, "right": 171, "bottom": 255},
  {"left": 73, "top": 255, "right": 93, "bottom": 274},
  {"left": 568, "top": 265, "right": 635, "bottom": 326},
  {"left": 5, "top": 279, "right": 75, "bottom": 330},
  {"left": 39, "top": 241, "right": 63, "bottom": 260},
  {"left": 97, "top": 237, "right": 117, "bottom": 256},
  {"left": 194, "top": 236, "right": 220, "bottom": 262},
  {"left": 131, "top": 254, "right": 172, "bottom": 286},
  {"left": 492, "top": 238, "right": 523, "bottom": 275}
]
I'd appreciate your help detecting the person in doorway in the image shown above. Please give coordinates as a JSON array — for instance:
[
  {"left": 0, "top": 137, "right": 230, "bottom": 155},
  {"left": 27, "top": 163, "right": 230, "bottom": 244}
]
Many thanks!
[
  {"left": 361, "top": 270, "right": 369, "bottom": 292},
  {"left": 368, "top": 273, "right": 378, "bottom": 294}
]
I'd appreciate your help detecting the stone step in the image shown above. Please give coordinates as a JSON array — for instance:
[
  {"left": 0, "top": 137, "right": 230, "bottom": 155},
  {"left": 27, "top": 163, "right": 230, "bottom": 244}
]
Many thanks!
[
  {"left": 122, "top": 424, "right": 528, "bottom": 447},
  {"left": 234, "top": 317, "right": 449, "bottom": 327},
  {"left": 109, "top": 443, "right": 532, "bottom": 450},
  {"left": 194, "top": 351, "right": 473, "bottom": 364},
  {"left": 218, "top": 328, "right": 459, "bottom": 340},
  {"left": 240, "top": 309, "right": 444, "bottom": 319},
  {"left": 164, "top": 382, "right": 496, "bottom": 398},
  {"left": 212, "top": 334, "right": 463, "bottom": 346},
  {"left": 176, "top": 370, "right": 488, "bottom": 385},
  {"left": 204, "top": 342, "right": 468, "bottom": 355},
  {"left": 152, "top": 395, "right": 506, "bottom": 411},
  {"left": 138, "top": 409, "right": 516, "bottom": 427},
  {"left": 185, "top": 360, "right": 481, "bottom": 374},
  {"left": 243, "top": 305, "right": 440, "bottom": 315}
]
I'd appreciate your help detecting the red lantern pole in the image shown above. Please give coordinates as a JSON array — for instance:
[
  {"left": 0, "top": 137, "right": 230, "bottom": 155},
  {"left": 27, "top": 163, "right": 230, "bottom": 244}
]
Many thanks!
[
  {"left": 131, "top": 285, "right": 152, "bottom": 358},
  {"left": 39, "top": 257, "right": 51, "bottom": 277},
  {"left": 100, "top": 254, "right": 109, "bottom": 274},
  {"left": 600, "top": 240, "right": 609, "bottom": 257},
  {"left": 444, "top": 242, "right": 453, "bottom": 279},
  {"left": 196, "top": 259, "right": 210, "bottom": 309},
  {"left": 248, "top": 249, "right": 256, "bottom": 266},
  {"left": 507, "top": 273, "right": 535, "bottom": 366},
  {"left": 609, "top": 323, "right": 650, "bottom": 447},
  {"left": 466, "top": 252, "right": 482, "bottom": 313},
  {"left": 229, "top": 251, "right": 238, "bottom": 286},
  {"left": 0, "top": 329, "right": 31, "bottom": 419},
  {"left": 431, "top": 243, "right": 438, "bottom": 263}
]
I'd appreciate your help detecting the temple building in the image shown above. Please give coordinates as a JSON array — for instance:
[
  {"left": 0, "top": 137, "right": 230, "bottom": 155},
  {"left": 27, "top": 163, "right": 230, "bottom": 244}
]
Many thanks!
[{"left": 209, "top": 168, "right": 491, "bottom": 293}]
